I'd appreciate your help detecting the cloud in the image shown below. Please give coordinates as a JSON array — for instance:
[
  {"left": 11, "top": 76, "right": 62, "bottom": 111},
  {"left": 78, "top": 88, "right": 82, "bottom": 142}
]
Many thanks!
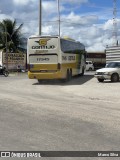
[
  {"left": 13, "top": 0, "right": 35, "bottom": 6},
  {"left": 0, "top": 0, "right": 14, "bottom": 15},
  {"left": 13, "top": 0, "right": 29, "bottom": 5},
  {"left": 0, "top": 14, "right": 13, "bottom": 20},
  {"left": 0, "top": 0, "right": 118, "bottom": 51},
  {"left": 42, "top": 1, "right": 58, "bottom": 19},
  {"left": 61, "top": 0, "right": 89, "bottom": 5},
  {"left": 103, "top": 19, "right": 113, "bottom": 30},
  {"left": 61, "top": 12, "right": 98, "bottom": 26}
]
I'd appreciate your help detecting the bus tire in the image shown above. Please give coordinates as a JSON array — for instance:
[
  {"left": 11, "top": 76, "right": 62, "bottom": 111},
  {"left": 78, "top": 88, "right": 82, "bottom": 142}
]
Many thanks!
[
  {"left": 65, "top": 69, "right": 70, "bottom": 82},
  {"left": 61, "top": 69, "right": 71, "bottom": 82},
  {"left": 69, "top": 69, "right": 72, "bottom": 80}
]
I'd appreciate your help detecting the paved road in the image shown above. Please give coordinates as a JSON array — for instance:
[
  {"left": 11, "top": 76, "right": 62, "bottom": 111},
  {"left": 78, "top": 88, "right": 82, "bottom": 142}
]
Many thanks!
[{"left": 0, "top": 72, "right": 120, "bottom": 160}]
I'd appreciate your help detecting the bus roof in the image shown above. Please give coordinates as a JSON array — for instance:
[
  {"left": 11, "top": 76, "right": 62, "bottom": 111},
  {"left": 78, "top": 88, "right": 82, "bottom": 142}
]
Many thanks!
[
  {"left": 28, "top": 35, "right": 85, "bottom": 47},
  {"left": 29, "top": 35, "right": 59, "bottom": 39},
  {"left": 29, "top": 35, "right": 78, "bottom": 42}
]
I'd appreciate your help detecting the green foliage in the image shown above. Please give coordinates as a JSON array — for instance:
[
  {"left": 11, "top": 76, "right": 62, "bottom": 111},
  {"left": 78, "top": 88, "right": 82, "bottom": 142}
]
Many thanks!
[{"left": 0, "top": 19, "right": 23, "bottom": 52}]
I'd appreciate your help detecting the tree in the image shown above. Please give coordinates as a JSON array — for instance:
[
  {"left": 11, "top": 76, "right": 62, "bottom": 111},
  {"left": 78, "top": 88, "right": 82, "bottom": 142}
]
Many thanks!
[{"left": 0, "top": 19, "right": 23, "bottom": 52}]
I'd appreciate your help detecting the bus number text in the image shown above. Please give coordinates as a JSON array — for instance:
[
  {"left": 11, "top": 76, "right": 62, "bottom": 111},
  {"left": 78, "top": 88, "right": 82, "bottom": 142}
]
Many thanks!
[
  {"left": 68, "top": 56, "right": 75, "bottom": 61},
  {"left": 37, "top": 58, "right": 49, "bottom": 61}
]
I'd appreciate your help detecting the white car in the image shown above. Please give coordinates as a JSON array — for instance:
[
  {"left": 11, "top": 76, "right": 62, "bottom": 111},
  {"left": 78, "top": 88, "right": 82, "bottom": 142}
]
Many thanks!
[
  {"left": 86, "top": 61, "right": 94, "bottom": 71},
  {"left": 94, "top": 61, "right": 120, "bottom": 82}
]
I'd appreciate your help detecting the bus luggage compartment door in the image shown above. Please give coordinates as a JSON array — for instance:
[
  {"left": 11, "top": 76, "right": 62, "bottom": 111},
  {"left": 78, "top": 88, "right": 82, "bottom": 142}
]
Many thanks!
[{"left": 29, "top": 54, "right": 58, "bottom": 71}]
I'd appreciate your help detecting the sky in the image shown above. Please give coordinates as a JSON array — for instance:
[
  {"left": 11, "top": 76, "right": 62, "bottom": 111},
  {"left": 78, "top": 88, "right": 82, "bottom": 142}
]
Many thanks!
[{"left": 0, "top": 0, "right": 120, "bottom": 51}]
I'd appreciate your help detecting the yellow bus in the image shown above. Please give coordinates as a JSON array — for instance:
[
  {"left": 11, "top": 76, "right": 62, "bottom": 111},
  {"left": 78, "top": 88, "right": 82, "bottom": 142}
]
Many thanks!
[{"left": 27, "top": 35, "right": 86, "bottom": 82}]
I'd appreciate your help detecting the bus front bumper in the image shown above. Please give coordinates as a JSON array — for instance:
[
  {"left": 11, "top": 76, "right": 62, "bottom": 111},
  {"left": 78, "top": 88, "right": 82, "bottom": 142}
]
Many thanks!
[{"left": 28, "top": 71, "right": 64, "bottom": 80}]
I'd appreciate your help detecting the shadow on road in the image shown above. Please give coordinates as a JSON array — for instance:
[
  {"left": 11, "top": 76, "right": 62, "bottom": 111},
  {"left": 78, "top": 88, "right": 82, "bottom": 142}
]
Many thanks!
[{"left": 32, "top": 73, "right": 94, "bottom": 86}]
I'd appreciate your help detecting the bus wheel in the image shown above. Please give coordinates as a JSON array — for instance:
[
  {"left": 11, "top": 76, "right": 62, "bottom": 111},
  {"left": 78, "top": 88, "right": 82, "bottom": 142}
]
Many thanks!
[
  {"left": 69, "top": 69, "right": 72, "bottom": 80},
  {"left": 61, "top": 69, "right": 71, "bottom": 82},
  {"left": 65, "top": 70, "right": 70, "bottom": 82}
]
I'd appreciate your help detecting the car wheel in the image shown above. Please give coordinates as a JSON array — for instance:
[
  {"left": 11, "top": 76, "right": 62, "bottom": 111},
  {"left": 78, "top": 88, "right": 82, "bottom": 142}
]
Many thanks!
[
  {"left": 111, "top": 73, "right": 119, "bottom": 82},
  {"left": 98, "top": 78, "right": 104, "bottom": 82}
]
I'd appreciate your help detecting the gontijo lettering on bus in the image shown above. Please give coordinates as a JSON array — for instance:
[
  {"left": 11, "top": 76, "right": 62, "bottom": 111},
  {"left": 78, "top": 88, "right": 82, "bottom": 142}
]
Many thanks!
[{"left": 32, "top": 39, "right": 55, "bottom": 49}]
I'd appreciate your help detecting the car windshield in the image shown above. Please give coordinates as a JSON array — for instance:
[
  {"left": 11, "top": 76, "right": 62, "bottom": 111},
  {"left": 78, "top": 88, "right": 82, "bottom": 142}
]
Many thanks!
[{"left": 106, "top": 62, "right": 120, "bottom": 68}]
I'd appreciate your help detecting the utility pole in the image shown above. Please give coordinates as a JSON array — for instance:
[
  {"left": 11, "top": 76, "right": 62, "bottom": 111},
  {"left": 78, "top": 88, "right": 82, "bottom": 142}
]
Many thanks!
[
  {"left": 113, "top": 0, "right": 118, "bottom": 46},
  {"left": 57, "top": 0, "right": 60, "bottom": 36},
  {"left": 39, "top": 0, "right": 42, "bottom": 35},
  {"left": 5, "top": 25, "right": 8, "bottom": 70}
]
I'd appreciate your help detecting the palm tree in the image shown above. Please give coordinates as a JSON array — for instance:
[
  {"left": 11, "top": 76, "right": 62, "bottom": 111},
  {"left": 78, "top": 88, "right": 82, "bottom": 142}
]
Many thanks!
[{"left": 0, "top": 19, "right": 23, "bottom": 52}]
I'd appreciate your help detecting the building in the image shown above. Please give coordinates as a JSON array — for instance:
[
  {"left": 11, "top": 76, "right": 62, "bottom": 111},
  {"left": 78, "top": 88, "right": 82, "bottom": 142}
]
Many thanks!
[{"left": 106, "top": 45, "right": 120, "bottom": 64}]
